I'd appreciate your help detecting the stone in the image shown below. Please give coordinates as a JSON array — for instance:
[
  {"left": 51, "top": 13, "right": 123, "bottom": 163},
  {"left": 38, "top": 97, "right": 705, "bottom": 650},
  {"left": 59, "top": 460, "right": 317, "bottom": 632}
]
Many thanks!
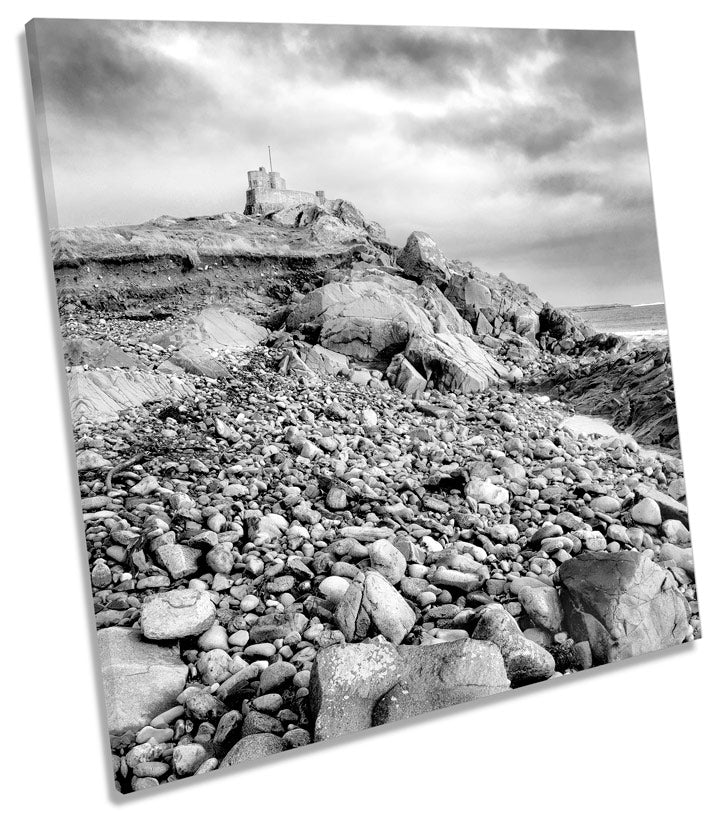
[
  {"left": 318, "top": 576, "right": 350, "bottom": 604},
  {"left": 386, "top": 354, "right": 427, "bottom": 396},
  {"left": 557, "top": 551, "right": 690, "bottom": 664},
  {"left": 404, "top": 331, "right": 509, "bottom": 395},
  {"left": 518, "top": 585, "right": 564, "bottom": 633},
  {"left": 76, "top": 450, "right": 112, "bottom": 472},
  {"left": 258, "top": 661, "right": 297, "bottom": 694},
  {"left": 465, "top": 478, "right": 509, "bottom": 506},
  {"left": 303, "top": 344, "right": 350, "bottom": 376},
  {"left": 335, "top": 570, "right": 417, "bottom": 644},
  {"left": 372, "top": 639, "right": 509, "bottom": 724},
  {"left": 309, "top": 640, "right": 402, "bottom": 741},
  {"left": 631, "top": 497, "right": 662, "bottom": 526},
  {"left": 98, "top": 627, "right": 187, "bottom": 735},
  {"left": 197, "top": 624, "right": 229, "bottom": 651},
  {"left": 367, "top": 539, "right": 407, "bottom": 585},
  {"left": 472, "top": 604, "right": 555, "bottom": 686},
  {"left": 636, "top": 484, "right": 689, "bottom": 526},
  {"left": 397, "top": 231, "right": 451, "bottom": 286},
  {"left": 662, "top": 519, "right": 691, "bottom": 544},
  {"left": 444, "top": 275, "right": 492, "bottom": 323},
  {"left": 140, "top": 589, "right": 216, "bottom": 640},
  {"left": 219, "top": 733, "right": 286, "bottom": 769},
  {"left": 659, "top": 544, "right": 694, "bottom": 576},
  {"left": 173, "top": 743, "right": 208, "bottom": 777},
  {"left": 166, "top": 345, "right": 230, "bottom": 379},
  {"left": 153, "top": 540, "right": 201, "bottom": 580}
]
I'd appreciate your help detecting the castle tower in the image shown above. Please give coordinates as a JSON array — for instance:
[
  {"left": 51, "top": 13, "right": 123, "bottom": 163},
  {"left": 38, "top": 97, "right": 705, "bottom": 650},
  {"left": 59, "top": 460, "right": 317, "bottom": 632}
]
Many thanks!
[
  {"left": 268, "top": 171, "right": 286, "bottom": 190},
  {"left": 244, "top": 164, "right": 323, "bottom": 215}
]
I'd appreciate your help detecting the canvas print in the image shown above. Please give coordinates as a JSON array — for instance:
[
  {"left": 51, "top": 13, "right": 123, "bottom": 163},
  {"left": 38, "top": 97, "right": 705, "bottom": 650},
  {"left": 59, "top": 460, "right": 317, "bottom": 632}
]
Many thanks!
[{"left": 26, "top": 19, "right": 699, "bottom": 794}]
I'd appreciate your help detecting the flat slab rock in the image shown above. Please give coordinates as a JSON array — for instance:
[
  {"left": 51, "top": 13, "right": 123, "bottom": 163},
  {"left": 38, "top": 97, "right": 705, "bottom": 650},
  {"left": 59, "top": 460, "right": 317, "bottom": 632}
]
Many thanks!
[
  {"left": 558, "top": 551, "right": 690, "bottom": 663},
  {"left": 67, "top": 370, "right": 194, "bottom": 423},
  {"left": 98, "top": 626, "right": 187, "bottom": 735},
  {"left": 151, "top": 306, "right": 269, "bottom": 351}
]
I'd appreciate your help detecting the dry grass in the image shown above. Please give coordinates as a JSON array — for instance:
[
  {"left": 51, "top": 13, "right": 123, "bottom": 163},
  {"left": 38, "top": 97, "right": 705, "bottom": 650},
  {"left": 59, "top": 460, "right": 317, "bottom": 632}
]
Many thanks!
[{"left": 50, "top": 214, "right": 336, "bottom": 269}]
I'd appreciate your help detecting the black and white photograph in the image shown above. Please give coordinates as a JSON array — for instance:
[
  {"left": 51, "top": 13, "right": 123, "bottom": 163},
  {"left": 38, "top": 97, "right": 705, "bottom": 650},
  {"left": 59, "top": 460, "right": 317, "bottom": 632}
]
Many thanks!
[{"left": 22, "top": 13, "right": 706, "bottom": 800}]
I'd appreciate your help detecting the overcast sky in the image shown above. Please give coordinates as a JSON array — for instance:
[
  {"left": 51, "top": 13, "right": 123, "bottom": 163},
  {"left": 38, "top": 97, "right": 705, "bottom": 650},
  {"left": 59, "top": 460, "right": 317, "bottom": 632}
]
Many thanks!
[{"left": 29, "top": 19, "right": 664, "bottom": 306}]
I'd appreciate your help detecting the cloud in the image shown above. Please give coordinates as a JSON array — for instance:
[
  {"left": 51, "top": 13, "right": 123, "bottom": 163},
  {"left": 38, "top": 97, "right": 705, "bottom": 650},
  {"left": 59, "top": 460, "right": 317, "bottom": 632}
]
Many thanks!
[
  {"left": 32, "top": 20, "right": 219, "bottom": 133},
  {"left": 399, "top": 104, "right": 592, "bottom": 159},
  {"left": 27, "top": 19, "right": 662, "bottom": 305},
  {"left": 543, "top": 30, "right": 642, "bottom": 117}
]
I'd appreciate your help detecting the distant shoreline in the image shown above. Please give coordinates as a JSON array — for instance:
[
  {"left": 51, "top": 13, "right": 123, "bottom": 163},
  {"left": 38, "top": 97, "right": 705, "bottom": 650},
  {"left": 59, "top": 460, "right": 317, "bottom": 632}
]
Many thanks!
[{"left": 565, "top": 301, "right": 665, "bottom": 311}]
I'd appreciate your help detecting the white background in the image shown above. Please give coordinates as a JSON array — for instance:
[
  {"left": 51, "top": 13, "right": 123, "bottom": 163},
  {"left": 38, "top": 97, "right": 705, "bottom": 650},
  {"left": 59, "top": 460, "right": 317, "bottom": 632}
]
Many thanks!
[{"left": 1, "top": 1, "right": 717, "bottom": 816}]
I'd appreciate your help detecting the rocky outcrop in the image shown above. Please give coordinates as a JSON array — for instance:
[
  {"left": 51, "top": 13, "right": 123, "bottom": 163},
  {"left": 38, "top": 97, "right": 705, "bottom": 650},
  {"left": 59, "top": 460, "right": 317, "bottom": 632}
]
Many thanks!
[
  {"left": 98, "top": 627, "right": 188, "bottom": 735},
  {"left": 557, "top": 552, "right": 690, "bottom": 663},
  {"left": 537, "top": 343, "right": 678, "bottom": 447}
]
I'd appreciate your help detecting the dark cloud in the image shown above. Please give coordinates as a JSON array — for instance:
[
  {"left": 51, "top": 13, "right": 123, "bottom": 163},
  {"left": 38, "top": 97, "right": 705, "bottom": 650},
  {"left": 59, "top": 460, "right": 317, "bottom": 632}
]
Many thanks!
[
  {"left": 400, "top": 105, "right": 592, "bottom": 159},
  {"left": 31, "top": 20, "right": 219, "bottom": 133},
  {"left": 543, "top": 29, "right": 642, "bottom": 117},
  {"left": 530, "top": 170, "right": 654, "bottom": 211},
  {"left": 291, "top": 25, "right": 543, "bottom": 93}
]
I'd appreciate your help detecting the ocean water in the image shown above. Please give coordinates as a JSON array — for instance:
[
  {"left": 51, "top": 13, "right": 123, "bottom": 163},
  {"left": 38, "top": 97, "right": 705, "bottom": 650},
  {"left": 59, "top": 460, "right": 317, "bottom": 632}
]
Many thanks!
[{"left": 569, "top": 302, "right": 668, "bottom": 341}]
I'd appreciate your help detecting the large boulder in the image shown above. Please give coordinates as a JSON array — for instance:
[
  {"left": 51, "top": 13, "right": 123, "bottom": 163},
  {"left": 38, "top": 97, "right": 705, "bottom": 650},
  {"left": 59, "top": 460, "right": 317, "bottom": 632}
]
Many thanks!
[
  {"left": 98, "top": 627, "right": 188, "bottom": 735},
  {"left": 67, "top": 370, "right": 194, "bottom": 423},
  {"left": 372, "top": 639, "right": 510, "bottom": 725},
  {"left": 309, "top": 640, "right": 403, "bottom": 741},
  {"left": 288, "top": 274, "right": 433, "bottom": 368},
  {"left": 288, "top": 268, "right": 469, "bottom": 369},
  {"left": 397, "top": 231, "right": 451, "bottom": 286},
  {"left": 557, "top": 551, "right": 690, "bottom": 664},
  {"left": 404, "top": 331, "right": 509, "bottom": 394}
]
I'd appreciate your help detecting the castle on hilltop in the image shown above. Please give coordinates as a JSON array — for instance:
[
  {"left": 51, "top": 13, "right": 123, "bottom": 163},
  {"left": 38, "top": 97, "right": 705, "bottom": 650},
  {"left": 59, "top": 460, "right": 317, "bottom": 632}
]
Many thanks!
[{"left": 244, "top": 166, "right": 326, "bottom": 216}]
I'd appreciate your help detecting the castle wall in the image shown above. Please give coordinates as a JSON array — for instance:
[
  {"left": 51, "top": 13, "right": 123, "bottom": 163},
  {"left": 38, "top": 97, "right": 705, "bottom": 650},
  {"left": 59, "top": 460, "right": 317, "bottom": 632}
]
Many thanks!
[{"left": 245, "top": 188, "right": 319, "bottom": 216}]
